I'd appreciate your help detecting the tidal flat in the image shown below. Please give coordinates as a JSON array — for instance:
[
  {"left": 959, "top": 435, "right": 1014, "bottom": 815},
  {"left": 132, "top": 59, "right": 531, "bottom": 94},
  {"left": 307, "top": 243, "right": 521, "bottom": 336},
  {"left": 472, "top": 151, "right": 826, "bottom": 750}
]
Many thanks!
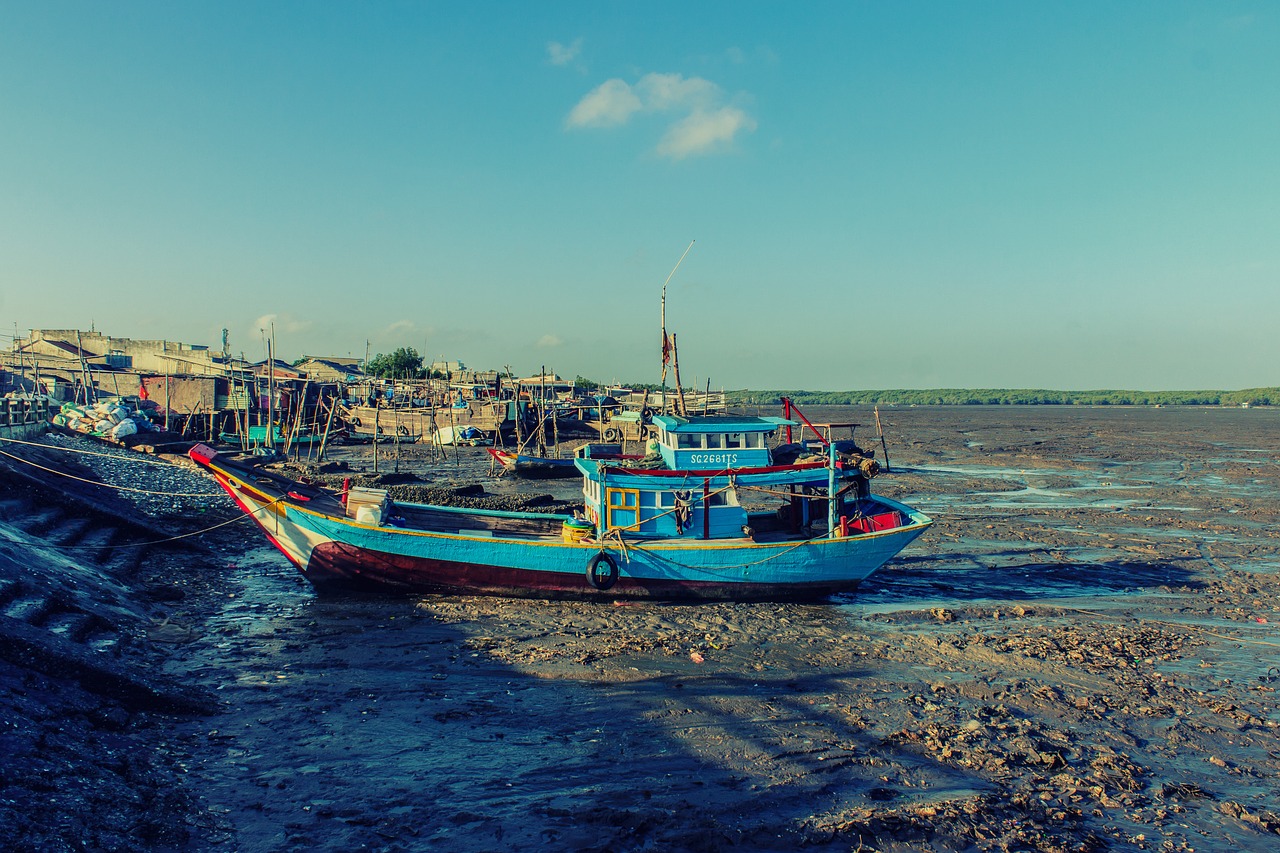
[{"left": 2, "top": 404, "right": 1278, "bottom": 851}]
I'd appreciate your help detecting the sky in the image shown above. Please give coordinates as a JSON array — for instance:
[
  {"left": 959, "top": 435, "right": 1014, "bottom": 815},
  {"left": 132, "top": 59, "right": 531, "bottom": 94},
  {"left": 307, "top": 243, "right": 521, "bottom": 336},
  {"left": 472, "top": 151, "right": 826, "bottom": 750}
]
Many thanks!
[{"left": 1, "top": 2, "right": 1277, "bottom": 391}]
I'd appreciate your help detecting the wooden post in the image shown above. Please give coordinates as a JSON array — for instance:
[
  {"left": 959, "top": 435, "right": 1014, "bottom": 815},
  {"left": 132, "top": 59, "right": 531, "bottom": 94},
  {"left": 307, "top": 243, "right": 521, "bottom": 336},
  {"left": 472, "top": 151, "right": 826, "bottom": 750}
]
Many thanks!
[
  {"left": 874, "top": 406, "right": 891, "bottom": 473},
  {"left": 671, "top": 334, "right": 688, "bottom": 417},
  {"left": 317, "top": 394, "right": 338, "bottom": 462}
]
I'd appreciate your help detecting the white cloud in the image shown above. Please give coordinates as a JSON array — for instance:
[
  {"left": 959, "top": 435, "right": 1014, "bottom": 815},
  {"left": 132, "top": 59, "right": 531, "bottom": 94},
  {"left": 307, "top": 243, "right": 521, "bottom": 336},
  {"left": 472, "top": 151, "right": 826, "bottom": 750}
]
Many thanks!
[
  {"left": 657, "top": 106, "right": 758, "bottom": 160},
  {"left": 566, "top": 79, "right": 643, "bottom": 127},
  {"left": 547, "top": 38, "right": 583, "bottom": 67},
  {"left": 251, "top": 313, "right": 312, "bottom": 341},
  {"left": 566, "top": 72, "right": 755, "bottom": 158},
  {"left": 536, "top": 334, "right": 563, "bottom": 348},
  {"left": 634, "top": 72, "right": 719, "bottom": 112}
]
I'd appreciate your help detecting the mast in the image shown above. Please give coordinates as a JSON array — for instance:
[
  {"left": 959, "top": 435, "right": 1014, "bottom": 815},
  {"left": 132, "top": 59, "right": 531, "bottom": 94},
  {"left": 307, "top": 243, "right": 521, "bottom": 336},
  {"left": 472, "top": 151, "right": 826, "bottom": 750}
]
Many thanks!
[{"left": 660, "top": 240, "right": 695, "bottom": 414}]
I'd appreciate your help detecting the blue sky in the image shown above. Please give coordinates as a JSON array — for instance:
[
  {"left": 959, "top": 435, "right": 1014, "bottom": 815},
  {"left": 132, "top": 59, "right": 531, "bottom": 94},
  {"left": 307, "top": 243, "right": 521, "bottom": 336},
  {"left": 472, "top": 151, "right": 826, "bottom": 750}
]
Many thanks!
[{"left": 2, "top": 2, "right": 1276, "bottom": 390}]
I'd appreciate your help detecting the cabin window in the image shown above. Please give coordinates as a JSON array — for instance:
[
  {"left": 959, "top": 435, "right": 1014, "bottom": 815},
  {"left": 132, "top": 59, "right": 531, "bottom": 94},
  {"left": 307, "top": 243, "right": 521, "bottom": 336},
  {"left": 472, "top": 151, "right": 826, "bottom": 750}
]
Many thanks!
[
  {"left": 677, "top": 433, "right": 699, "bottom": 449},
  {"left": 725, "top": 433, "right": 743, "bottom": 449},
  {"left": 745, "top": 433, "right": 764, "bottom": 449},
  {"left": 606, "top": 488, "right": 640, "bottom": 530},
  {"left": 704, "top": 433, "right": 723, "bottom": 449}
]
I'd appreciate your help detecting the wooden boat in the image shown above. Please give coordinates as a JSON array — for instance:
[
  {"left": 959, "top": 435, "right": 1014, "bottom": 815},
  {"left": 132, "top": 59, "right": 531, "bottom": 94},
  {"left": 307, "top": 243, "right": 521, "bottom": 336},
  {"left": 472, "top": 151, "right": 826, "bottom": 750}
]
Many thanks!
[
  {"left": 188, "top": 413, "right": 931, "bottom": 601},
  {"left": 488, "top": 442, "right": 640, "bottom": 480},
  {"left": 486, "top": 447, "right": 578, "bottom": 479},
  {"left": 340, "top": 399, "right": 512, "bottom": 441}
]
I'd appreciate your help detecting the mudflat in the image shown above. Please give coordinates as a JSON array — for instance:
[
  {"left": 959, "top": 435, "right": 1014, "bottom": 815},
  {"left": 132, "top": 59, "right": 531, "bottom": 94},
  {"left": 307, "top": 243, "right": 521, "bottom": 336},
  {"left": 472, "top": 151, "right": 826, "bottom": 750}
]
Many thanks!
[{"left": 2, "top": 405, "right": 1278, "bottom": 851}]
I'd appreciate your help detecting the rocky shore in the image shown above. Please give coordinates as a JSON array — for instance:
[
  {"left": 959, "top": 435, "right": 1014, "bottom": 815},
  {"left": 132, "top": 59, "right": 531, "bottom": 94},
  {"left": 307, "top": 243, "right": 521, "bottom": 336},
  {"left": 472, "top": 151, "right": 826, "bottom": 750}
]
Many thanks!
[{"left": 2, "top": 405, "right": 1279, "bottom": 851}]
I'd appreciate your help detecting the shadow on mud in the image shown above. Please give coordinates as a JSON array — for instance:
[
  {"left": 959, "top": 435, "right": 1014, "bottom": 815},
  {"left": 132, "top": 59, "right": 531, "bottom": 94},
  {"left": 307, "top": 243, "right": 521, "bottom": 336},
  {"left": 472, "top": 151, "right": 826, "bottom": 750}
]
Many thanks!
[
  {"left": 850, "top": 554, "right": 1203, "bottom": 610},
  {"left": 174, "top": 555, "right": 1002, "bottom": 850}
]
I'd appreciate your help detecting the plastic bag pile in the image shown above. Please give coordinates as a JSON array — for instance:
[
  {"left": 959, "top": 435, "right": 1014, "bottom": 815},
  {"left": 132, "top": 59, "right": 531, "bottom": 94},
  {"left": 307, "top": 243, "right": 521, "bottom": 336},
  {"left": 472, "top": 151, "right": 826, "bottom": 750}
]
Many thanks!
[{"left": 51, "top": 400, "right": 160, "bottom": 441}]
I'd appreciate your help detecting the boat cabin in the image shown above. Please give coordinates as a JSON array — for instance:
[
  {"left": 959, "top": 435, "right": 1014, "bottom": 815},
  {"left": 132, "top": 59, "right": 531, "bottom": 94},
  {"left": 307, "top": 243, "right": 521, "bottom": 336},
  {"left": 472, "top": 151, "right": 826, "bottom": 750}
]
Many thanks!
[
  {"left": 649, "top": 414, "right": 792, "bottom": 471},
  {"left": 577, "top": 415, "right": 822, "bottom": 541}
]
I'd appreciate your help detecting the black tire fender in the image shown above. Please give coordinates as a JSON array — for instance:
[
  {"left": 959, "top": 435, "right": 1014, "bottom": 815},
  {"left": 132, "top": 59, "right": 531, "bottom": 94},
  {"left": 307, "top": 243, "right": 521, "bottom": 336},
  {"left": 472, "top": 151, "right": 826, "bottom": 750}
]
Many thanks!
[
  {"left": 398, "top": 425, "right": 409, "bottom": 436},
  {"left": 586, "top": 551, "right": 619, "bottom": 591},
  {"left": 350, "top": 416, "right": 362, "bottom": 428},
  {"left": 603, "top": 427, "right": 621, "bottom": 442}
]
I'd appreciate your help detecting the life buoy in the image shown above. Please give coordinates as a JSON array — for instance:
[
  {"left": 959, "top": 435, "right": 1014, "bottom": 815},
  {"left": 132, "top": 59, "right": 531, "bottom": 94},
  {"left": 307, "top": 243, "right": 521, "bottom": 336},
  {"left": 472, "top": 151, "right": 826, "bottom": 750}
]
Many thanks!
[
  {"left": 603, "top": 427, "right": 621, "bottom": 442},
  {"left": 586, "top": 552, "right": 619, "bottom": 591}
]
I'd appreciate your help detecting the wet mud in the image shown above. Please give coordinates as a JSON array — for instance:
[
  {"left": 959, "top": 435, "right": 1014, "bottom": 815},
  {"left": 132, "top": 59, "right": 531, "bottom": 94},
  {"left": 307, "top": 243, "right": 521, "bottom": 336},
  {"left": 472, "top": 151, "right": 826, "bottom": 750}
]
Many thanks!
[{"left": 3, "top": 405, "right": 1279, "bottom": 851}]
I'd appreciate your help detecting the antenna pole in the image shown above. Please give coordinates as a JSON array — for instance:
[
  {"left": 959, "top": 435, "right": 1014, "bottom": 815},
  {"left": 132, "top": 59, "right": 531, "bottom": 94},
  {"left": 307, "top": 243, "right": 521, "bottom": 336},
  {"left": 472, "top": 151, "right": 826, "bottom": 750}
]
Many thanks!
[{"left": 660, "top": 240, "right": 695, "bottom": 412}]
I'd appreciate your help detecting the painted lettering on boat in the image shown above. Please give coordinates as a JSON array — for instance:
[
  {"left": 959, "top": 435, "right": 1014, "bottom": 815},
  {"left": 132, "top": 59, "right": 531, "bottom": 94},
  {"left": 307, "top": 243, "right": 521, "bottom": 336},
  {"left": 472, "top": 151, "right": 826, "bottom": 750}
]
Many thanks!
[{"left": 687, "top": 452, "right": 740, "bottom": 466}]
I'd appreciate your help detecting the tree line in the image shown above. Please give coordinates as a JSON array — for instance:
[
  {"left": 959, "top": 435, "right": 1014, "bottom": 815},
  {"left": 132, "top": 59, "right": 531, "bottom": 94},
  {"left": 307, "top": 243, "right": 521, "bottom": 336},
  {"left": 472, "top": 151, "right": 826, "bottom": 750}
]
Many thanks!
[
  {"left": 726, "top": 388, "right": 1280, "bottom": 407},
  {"left": 353, "top": 353, "right": 1276, "bottom": 407}
]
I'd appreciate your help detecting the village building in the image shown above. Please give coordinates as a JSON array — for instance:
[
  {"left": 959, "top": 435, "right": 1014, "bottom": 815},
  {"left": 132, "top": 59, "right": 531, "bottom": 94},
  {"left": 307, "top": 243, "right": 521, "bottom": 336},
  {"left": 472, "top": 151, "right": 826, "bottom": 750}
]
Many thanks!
[{"left": 294, "top": 356, "right": 365, "bottom": 383}]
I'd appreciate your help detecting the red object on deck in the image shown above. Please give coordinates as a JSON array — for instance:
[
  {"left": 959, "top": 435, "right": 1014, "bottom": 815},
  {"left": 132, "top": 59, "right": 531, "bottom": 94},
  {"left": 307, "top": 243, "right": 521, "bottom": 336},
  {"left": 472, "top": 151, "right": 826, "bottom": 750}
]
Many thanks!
[
  {"left": 341, "top": 477, "right": 351, "bottom": 505},
  {"left": 845, "top": 511, "right": 901, "bottom": 534}
]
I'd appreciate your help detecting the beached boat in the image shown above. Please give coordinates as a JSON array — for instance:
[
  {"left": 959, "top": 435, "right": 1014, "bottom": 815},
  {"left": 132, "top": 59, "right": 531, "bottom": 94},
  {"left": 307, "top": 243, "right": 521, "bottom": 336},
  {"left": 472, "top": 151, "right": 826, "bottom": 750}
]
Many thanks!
[
  {"left": 486, "top": 447, "right": 578, "bottom": 479},
  {"left": 432, "top": 425, "right": 491, "bottom": 446},
  {"left": 340, "top": 398, "right": 513, "bottom": 441},
  {"left": 487, "top": 442, "right": 636, "bottom": 480},
  {"left": 219, "top": 425, "right": 324, "bottom": 447},
  {"left": 188, "top": 413, "right": 931, "bottom": 601}
]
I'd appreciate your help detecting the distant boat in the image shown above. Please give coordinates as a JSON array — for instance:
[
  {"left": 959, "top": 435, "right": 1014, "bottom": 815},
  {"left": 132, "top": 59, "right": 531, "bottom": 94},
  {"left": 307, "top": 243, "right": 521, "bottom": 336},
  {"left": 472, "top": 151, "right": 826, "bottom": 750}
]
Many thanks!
[
  {"left": 486, "top": 447, "right": 578, "bottom": 479},
  {"left": 219, "top": 424, "right": 322, "bottom": 447},
  {"left": 432, "top": 424, "right": 491, "bottom": 446},
  {"left": 487, "top": 442, "right": 635, "bottom": 480},
  {"left": 188, "top": 413, "right": 931, "bottom": 601}
]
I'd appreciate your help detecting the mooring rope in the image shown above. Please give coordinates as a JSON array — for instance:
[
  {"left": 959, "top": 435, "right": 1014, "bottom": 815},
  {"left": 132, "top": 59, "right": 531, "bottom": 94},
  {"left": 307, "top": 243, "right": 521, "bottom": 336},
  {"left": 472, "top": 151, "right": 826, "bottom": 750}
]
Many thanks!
[
  {"left": 0, "top": 434, "right": 177, "bottom": 465},
  {"left": 0, "top": 446, "right": 221, "bottom": 498},
  {"left": 51, "top": 497, "right": 285, "bottom": 551}
]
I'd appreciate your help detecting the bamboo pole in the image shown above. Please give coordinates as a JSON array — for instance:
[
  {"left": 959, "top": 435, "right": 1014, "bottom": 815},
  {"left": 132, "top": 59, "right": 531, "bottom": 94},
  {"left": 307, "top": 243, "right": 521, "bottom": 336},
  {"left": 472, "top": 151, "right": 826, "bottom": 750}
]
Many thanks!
[
  {"left": 671, "top": 334, "right": 688, "bottom": 417},
  {"left": 874, "top": 406, "right": 891, "bottom": 473},
  {"left": 317, "top": 394, "right": 338, "bottom": 462}
]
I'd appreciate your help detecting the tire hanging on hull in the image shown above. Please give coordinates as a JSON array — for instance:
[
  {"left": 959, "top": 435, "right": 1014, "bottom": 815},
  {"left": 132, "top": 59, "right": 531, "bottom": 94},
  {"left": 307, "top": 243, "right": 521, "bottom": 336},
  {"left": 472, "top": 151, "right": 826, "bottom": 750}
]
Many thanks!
[{"left": 586, "top": 551, "right": 619, "bottom": 590}]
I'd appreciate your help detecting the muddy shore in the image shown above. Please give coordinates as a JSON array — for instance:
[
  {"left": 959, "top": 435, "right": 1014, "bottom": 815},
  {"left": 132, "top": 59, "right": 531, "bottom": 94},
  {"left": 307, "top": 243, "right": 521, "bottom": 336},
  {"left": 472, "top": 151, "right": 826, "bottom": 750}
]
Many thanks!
[{"left": 2, "top": 405, "right": 1279, "bottom": 851}]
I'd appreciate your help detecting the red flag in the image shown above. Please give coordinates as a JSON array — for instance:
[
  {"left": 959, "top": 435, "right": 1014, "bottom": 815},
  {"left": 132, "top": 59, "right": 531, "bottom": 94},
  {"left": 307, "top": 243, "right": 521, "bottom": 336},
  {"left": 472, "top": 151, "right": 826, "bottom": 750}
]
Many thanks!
[
  {"left": 661, "top": 332, "right": 671, "bottom": 365},
  {"left": 138, "top": 383, "right": 149, "bottom": 400}
]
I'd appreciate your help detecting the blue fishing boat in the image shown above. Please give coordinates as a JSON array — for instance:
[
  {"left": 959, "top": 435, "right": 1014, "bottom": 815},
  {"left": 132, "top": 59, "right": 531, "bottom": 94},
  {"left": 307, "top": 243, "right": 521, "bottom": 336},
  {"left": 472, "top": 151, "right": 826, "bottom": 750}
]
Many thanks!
[
  {"left": 219, "top": 424, "right": 324, "bottom": 447},
  {"left": 188, "top": 414, "right": 930, "bottom": 601}
]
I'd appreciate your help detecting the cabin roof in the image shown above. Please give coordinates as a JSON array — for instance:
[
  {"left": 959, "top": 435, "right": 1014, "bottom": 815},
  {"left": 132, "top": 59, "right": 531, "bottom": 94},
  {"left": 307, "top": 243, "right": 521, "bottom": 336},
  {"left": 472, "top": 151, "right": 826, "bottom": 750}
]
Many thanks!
[{"left": 651, "top": 414, "right": 795, "bottom": 434}]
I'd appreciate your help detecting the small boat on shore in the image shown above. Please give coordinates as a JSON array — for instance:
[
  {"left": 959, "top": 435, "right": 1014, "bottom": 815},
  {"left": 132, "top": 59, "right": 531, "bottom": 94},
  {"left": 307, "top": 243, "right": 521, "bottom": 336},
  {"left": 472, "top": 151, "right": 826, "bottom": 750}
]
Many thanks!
[
  {"left": 486, "top": 447, "right": 578, "bottom": 479},
  {"left": 189, "top": 413, "right": 930, "bottom": 601},
  {"left": 488, "top": 442, "right": 639, "bottom": 479},
  {"left": 219, "top": 424, "right": 324, "bottom": 448}
]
